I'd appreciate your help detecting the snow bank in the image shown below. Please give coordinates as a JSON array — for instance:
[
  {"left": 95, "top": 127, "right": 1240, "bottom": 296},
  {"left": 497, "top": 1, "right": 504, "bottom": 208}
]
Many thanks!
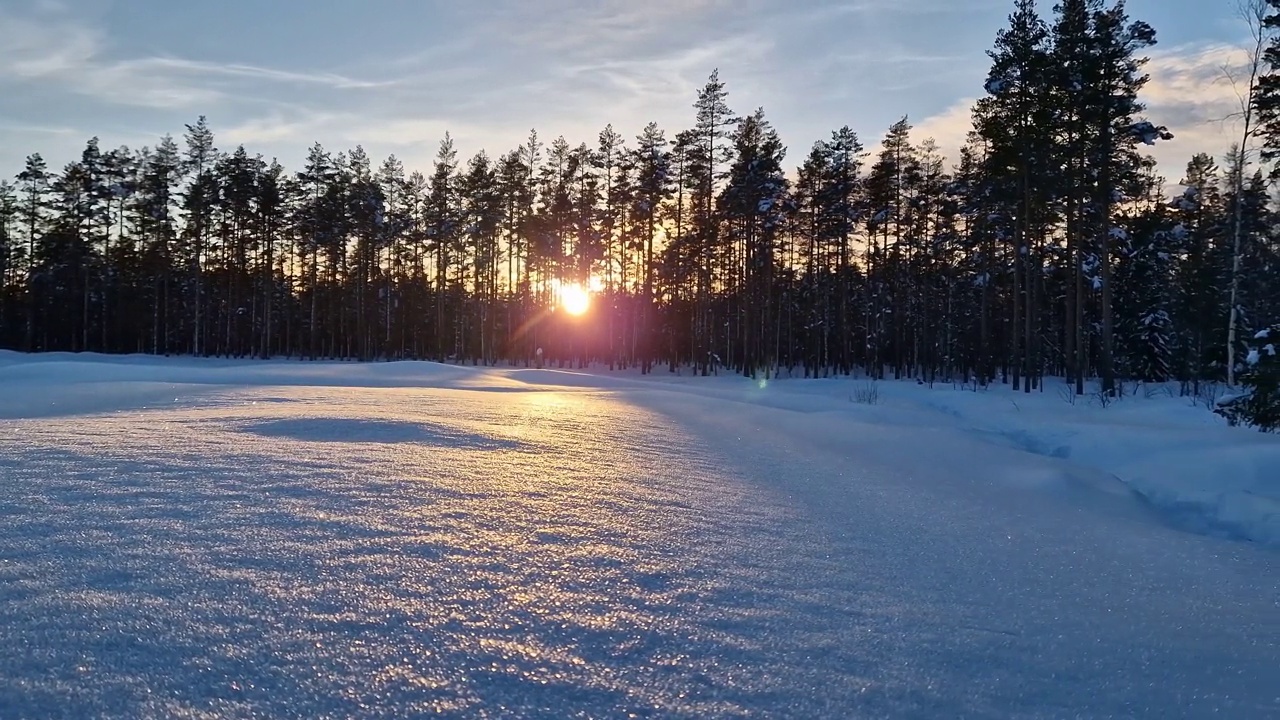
[{"left": 776, "top": 377, "right": 1280, "bottom": 549}]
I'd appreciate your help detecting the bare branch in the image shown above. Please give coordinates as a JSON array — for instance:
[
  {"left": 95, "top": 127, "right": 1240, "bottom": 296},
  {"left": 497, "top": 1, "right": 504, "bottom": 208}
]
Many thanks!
[
  {"left": 1220, "top": 63, "right": 1252, "bottom": 111},
  {"left": 1213, "top": 0, "right": 1274, "bottom": 167},
  {"left": 1237, "top": 0, "right": 1269, "bottom": 45},
  {"left": 1208, "top": 110, "right": 1247, "bottom": 126}
]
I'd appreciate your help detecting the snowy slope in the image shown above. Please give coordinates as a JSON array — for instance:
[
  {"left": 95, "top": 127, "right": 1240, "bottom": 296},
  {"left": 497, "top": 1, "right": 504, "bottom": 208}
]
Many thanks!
[{"left": 0, "top": 353, "right": 1276, "bottom": 719}]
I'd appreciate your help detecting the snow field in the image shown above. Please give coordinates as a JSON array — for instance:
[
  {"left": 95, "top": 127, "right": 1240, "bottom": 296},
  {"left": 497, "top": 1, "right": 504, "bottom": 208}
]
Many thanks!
[{"left": 0, "top": 352, "right": 1276, "bottom": 718}]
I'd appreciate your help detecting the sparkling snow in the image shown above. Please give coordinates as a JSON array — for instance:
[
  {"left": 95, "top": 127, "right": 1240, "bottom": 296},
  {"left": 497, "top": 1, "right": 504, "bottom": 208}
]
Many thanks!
[{"left": 0, "top": 353, "right": 1276, "bottom": 719}]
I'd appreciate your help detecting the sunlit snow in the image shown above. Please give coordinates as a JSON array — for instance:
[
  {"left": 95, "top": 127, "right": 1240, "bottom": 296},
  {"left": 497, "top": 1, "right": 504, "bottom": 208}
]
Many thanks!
[{"left": 0, "top": 353, "right": 1276, "bottom": 718}]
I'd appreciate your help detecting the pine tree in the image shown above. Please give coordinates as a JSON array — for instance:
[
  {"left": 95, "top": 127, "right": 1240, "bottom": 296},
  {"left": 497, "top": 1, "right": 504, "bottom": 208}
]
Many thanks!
[
  {"left": 40, "top": 161, "right": 97, "bottom": 351},
  {"left": 976, "top": 0, "right": 1054, "bottom": 391},
  {"left": 426, "top": 135, "right": 460, "bottom": 361},
  {"left": 343, "top": 145, "right": 384, "bottom": 360},
  {"left": 720, "top": 107, "right": 788, "bottom": 378},
  {"left": 1169, "top": 154, "right": 1228, "bottom": 387},
  {"left": 1114, "top": 201, "right": 1174, "bottom": 382},
  {"left": 1088, "top": 1, "right": 1160, "bottom": 395},
  {"left": 256, "top": 159, "right": 285, "bottom": 359},
  {"left": 0, "top": 181, "right": 16, "bottom": 345},
  {"left": 632, "top": 122, "right": 672, "bottom": 373},
  {"left": 688, "top": 69, "right": 737, "bottom": 374},
  {"left": 951, "top": 136, "right": 999, "bottom": 384},
  {"left": 798, "top": 126, "right": 865, "bottom": 375},
  {"left": 181, "top": 116, "right": 217, "bottom": 355},
  {"left": 595, "top": 124, "right": 629, "bottom": 367},
  {"left": 76, "top": 137, "right": 110, "bottom": 352},
  {"left": 100, "top": 144, "right": 136, "bottom": 352},
  {"left": 16, "top": 154, "right": 50, "bottom": 351},
  {"left": 135, "top": 136, "right": 183, "bottom": 354},
  {"left": 864, "top": 117, "right": 916, "bottom": 378},
  {"left": 461, "top": 151, "right": 503, "bottom": 365}
]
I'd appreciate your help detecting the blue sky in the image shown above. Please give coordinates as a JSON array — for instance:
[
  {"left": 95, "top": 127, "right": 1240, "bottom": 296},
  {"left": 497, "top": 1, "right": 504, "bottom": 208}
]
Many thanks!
[{"left": 0, "top": 0, "right": 1250, "bottom": 182}]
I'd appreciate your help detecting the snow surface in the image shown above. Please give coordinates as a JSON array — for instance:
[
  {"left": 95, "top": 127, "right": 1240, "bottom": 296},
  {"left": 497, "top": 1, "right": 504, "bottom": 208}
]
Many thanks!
[{"left": 0, "top": 353, "right": 1277, "bottom": 719}]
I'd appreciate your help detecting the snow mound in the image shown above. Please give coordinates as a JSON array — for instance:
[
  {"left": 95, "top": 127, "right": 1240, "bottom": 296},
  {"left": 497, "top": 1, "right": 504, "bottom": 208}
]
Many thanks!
[{"left": 1116, "top": 443, "right": 1280, "bottom": 546}]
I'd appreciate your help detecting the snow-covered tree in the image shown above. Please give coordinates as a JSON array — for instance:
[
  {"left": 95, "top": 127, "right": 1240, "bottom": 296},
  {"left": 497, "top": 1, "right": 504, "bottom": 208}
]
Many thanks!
[{"left": 1216, "top": 324, "right": 1280, "bottom": 431}]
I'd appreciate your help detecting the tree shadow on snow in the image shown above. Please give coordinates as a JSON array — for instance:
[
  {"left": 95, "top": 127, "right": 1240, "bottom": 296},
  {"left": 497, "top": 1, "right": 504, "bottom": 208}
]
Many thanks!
[{"left": 241, "top": 417, "right": 526, "bottom": 450}]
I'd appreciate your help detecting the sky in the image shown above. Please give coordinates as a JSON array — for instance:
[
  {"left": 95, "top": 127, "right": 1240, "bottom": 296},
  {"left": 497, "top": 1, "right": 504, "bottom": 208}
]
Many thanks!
[{"left": 0, "top": 0, "right": 1255, "bottom": 185}]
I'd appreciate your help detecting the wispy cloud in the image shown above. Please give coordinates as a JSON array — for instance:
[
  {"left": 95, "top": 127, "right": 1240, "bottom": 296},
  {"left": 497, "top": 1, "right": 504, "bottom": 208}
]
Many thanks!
[
  {"left": 206, "top": 0, "right": 769, "bottom": 165},
  {"left": 557, "top": 33, "right": 772, "bottom": 111},
  {"left": 810, "top": 0, "right": 1007, "bottom": 18},
  {"left": 0, "top": 122, "right": 82, "bottom": 138},
  {"left": 0, "top": 6, "right": 98, "bottom": 79},
  {"left": 222, "top": 112, "right": 455, "bottom": 148},
  {"left": 109, "top": 57, "right": 397, "bottom": 91},
  {"left": 1126, "top": 42, "right": 1245, "bottom": 181},
  {"left": 0, "top": 6, "right": 389, "bottom": 111},
  {"left": 490, "top": 0, "right": 747, "bottom": 56}
]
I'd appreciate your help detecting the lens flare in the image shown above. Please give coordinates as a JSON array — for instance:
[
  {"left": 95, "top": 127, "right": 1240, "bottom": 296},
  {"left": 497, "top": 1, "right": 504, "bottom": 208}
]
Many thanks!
[{"left": 559, "top": 283, "right": 590, "bottom": 316}]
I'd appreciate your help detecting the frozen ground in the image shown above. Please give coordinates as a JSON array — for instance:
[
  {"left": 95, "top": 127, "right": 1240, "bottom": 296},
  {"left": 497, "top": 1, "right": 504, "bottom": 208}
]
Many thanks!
[{"left": 0, "top": 353, "right": 1276, "bottom": 719}]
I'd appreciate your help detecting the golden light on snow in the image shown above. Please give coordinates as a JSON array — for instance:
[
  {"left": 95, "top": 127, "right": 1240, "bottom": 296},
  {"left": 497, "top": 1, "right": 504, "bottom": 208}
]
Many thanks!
[{"left": 558, "top": 283, "right": 591, "bottom": 316}]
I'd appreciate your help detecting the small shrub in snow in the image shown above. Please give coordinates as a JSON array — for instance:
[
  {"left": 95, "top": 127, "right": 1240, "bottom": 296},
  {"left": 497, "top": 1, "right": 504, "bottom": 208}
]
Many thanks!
[
  {"left": 1057, "top": 384, "right": 1078, "bottom": 406},
  {"left": 1142, "top": 382, "right": 1172, "bottom": 400},
  {"left": 1216, "top": 323, "right": 1280, "bottom": 432},
  {"left": 1091, "top": 388, "right": 1117, "bottom": 409},
  {"left": 851, "top": 381, "right": 880, "bottom": 405},
  {"left": 1186, "top": 381, "right": 1224, "bottom": 411}
]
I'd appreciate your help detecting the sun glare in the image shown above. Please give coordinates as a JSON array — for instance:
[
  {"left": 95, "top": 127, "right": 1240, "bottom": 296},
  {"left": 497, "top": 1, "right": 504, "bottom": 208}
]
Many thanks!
[{"left": 559, "top": 283, "right": 591, "bottom": 316}]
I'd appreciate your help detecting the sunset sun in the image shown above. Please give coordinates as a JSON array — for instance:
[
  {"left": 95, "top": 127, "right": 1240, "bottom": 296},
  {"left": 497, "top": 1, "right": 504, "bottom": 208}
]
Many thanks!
[{"left": 559, "top": 283, "right": 590, "bottom": 316}]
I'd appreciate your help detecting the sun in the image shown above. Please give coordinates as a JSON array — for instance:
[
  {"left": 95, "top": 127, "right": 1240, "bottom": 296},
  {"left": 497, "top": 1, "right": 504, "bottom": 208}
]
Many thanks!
[{"left": 558, "top": 282, "right": 591, "bottom": 316}]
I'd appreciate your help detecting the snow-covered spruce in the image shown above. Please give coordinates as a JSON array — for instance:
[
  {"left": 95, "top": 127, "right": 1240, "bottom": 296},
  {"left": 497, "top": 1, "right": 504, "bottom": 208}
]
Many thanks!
[{"left": 1216, "top": 323, "right": 1280, "bottom": 432}]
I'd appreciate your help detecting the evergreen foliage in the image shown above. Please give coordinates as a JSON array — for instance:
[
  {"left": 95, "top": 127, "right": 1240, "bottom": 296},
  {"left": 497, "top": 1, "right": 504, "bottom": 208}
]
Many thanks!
[{"left": 1217, "top": 325, "right": 1280, "bottom": 431}]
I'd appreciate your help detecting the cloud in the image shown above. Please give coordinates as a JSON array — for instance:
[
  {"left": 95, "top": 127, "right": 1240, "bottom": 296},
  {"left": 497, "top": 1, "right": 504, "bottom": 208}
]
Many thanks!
[
  {"left": 187, "top": 0, "right": 769, "bottom": 168},
  {"left": 0, "top": 0, "right": 1008, "bottom": 178},
  {"left": 492, "top": 0, "right": 747, "bottom": 56},
  {"left": 1140, "top": 42, "right": 1247, "bottom": 175},
  {"left": 0, "top": 122, "right": 81, "bottom": 137},
  {"left": 0, "top": 6, "right": 389, "bottom": 111},
  {"left": 222, "top": 112, "right": 457, "bottom": 150},
  {"left": 557, "top": 32, "right": 772, "bottom": 113},
  {"left": 218, "top": 109, "right": 486, "bottom": 174},
  {"left": 0, "top": 6, "right": 98, "bottom": 79},
  {"left": 912, "top": 100, "right": 975, "bottom": 157},
  {"left": 912, "top": 41, "right": 1246, "bottom": 182},
  {"left": 1, "top": 0, "right": 1243, "bottom": 196},
  {"left": 811, "top": 0, "right": 1007, "bottom": 18},
  {"left": 107, "top": 57, "right": 397, "bottom": 91}
]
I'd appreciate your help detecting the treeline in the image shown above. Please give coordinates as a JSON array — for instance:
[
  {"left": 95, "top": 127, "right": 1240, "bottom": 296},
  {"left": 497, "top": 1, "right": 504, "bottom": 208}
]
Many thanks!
[{"left": 2, "top": 0, "right": 1279, "bottom": 394}]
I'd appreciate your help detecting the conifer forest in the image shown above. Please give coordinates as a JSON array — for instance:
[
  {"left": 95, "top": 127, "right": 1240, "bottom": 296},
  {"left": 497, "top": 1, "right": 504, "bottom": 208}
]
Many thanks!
[{"left": 3, "top": 0, "right": 1280, "bottom": 397}]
